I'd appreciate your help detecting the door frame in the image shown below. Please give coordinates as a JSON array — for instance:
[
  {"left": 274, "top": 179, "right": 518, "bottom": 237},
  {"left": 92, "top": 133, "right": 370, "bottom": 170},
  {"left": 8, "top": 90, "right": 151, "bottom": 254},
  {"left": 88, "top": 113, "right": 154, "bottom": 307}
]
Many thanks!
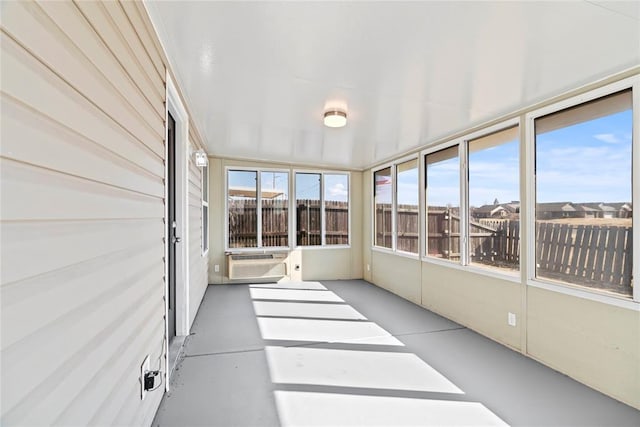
[{"left": 164, "top": 73, "right": 190, "bottom": 389}]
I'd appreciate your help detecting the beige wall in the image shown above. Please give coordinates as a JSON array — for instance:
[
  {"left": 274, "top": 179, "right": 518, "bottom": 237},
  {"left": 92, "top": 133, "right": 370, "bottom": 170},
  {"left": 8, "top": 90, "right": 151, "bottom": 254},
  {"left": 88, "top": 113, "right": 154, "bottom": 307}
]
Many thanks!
[
  {"left": 527, "top": 286, "right": 640, "bottom": 408},
  {"left": 208, "top": 157, "right": 362, "bottom": 283},
  {"left": 362, "top": 70, "right": 640, "bottom": 410},
  {"left": 365, "top": 193, "right": 639, "bottom": 409},
  {"left": 0, "top": 1, "right": 208, "bottom": 425}
]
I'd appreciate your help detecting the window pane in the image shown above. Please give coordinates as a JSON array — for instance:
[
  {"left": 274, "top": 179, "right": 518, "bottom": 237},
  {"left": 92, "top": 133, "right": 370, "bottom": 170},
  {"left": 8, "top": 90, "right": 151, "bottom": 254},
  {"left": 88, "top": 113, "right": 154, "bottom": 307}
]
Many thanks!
[
  {"left": 202, "top": 205, "right": 208, "bottom": 252},
  {"left": 426, "top": 146, "right": 459, "bottom": 260},
  {"left": 396, "top": 159, "right": 418, "bottom": 254},
  {"left": 468, "top": 126, "right": 519, "bottom": 272},
  {"left": 324, "top": 174, "right": 349, "bottom": 245},
  {"left": 202, "top": 165, "right": 209, "bottom": 254},
  {"left": 374, "top": 167, "right": 392, "bottom": 248},
  {"left": 296, "top": 173, "right": 321, "bottom": 246},
  {"left": 202, "top": 165, "right": 209, "bottom": 203},
  {"left": 261, "top": 171, "right": 289, "bottom": 247},
  {"left": 535, "top": 89, "right": 632, "bottom": 297},
  {"left": 228, "top": 170, "right": 257, "bottom": 248}
]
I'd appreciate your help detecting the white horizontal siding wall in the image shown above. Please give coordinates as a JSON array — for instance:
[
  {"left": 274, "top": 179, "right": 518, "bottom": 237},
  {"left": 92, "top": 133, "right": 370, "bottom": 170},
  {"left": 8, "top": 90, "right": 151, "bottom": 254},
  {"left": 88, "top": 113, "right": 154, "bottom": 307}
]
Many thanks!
[{"left": 1, "top": 1, "right": 177, "bottom": 425}]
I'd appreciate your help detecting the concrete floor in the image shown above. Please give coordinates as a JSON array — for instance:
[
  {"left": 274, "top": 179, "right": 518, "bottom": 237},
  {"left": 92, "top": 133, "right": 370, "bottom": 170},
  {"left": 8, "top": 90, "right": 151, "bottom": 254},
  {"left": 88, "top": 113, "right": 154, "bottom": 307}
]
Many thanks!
[{"left": 152, "top": 280, "right": 640, "bottom": 426}]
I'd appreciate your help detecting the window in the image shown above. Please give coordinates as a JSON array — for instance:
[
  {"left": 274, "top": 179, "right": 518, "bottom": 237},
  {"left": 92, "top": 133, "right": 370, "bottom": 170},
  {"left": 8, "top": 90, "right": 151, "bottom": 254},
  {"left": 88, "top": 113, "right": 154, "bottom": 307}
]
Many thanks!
[
  {"left": 295, "top": 171, "right": 350, "bottom": 247},
  {"left": 295, "top": 173, "right": 321, "bottom": 246},
  {"left": 373, "top": 159, "right": 419, "bottom": 254},
  {"left": 534, "top": 89, "right": 633, "bottom": 297},
  {"left": 324, "top": 174, "right": 350, "bottom": 245},
  {"left": 425, "top": 146, "right": 460, "bottom": 260},
  {"left": 227, "top": 168, "right": 289, "bottom": 249},
  {"left": 261, "top": 171, "right": 289, "bottom": 247},
  {"left": 202, "top": 164, "right": 209, "bottom": 254},
  {"left": 396, "top": 159, "right": 419, "bottom": 254},
  {"left": 374, "top": 167, "right": 392, "bottom": 249},
  {"left": 467, "top": 126, "right": 519, "bottom": 271}
]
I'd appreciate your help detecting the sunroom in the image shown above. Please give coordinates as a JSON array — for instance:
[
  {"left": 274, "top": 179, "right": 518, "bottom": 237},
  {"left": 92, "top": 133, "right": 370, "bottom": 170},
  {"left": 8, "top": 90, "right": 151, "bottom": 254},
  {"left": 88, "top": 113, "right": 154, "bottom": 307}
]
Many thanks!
[{"left": 1, "top": 1, "right": 639, "bottom": 426}]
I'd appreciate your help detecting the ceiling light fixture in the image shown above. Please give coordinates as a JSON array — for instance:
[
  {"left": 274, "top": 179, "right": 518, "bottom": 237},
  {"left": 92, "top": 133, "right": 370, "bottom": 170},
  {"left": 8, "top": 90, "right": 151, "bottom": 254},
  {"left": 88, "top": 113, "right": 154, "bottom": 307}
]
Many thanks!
[{"left": 323, "top": 110, "right": 347, "bottom": 128}]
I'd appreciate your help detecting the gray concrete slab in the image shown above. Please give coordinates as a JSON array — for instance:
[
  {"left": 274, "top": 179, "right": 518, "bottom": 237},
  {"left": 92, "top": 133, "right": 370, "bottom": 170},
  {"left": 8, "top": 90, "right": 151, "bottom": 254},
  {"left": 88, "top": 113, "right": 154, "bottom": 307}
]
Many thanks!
[
  {"left": 153, "top": 280, "right": 640, "bottom": 427},
  {"left": 153, "top": 350, "right": 279, "bottom": 427}
]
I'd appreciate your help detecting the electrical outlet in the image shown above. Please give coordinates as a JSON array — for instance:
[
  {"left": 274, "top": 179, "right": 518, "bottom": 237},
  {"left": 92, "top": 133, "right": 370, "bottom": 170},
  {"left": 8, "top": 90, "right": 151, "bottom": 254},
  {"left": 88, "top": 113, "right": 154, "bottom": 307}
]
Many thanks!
[
  {"left": 214, "top": 264, "right": 220, "bottom": 273},
  {"left": 367, "top": 264, "right": 370, "bottom": 271},
  {"left": 140, "top": 355, "right": 150, "bottom": 400},
  {"left": 508, "top": 312, "right": 517, "bottom": 327}
]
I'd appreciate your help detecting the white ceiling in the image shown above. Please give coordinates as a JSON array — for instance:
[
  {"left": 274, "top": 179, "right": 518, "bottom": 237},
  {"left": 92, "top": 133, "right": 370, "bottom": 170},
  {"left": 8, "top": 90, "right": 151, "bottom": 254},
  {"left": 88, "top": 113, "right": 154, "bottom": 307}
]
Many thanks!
[{"left": 145, "top": 1, "right": 639, "bottom": 170}]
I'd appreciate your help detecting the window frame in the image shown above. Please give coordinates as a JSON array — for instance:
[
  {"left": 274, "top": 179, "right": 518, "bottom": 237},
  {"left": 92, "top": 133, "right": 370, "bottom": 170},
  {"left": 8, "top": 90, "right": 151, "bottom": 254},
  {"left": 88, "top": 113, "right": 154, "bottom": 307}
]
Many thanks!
[
  {"left": 525, "top": 76, "right": 639, "bottom": 306},
  {"left": 418, "top": 119, "right": 522, "bottom": 281},
  {"left": 201, "top": 162, "right": 209, "bottom": 256},
  {"left": 462, "top": 119, "right": 521, "bottom": 276},
  {"left": 293, "top": 169, "right": 351, "bottom": 249},
  {"left": 372, "top": 154, "right": 420, "bottom": 258},
  {"left": 422, "top": 139, "right": 461, "bottom": 264},
  {"left": 224, "top": 166, "right": 291, "bottom": 252}
]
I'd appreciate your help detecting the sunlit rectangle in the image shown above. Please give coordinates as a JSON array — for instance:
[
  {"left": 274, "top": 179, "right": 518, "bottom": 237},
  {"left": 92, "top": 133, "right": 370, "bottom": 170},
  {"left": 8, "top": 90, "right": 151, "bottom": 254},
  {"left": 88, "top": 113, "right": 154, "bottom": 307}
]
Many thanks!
[
  {"left": 257, "top": 318, "right": 403, "bottom": 346},
  {"left": 266, "top": 347, "right": 462, "bottom": 394},
  {"left": 274, "top": 391, "right": 508, "bottom": 427},
  {"left": 250, "top": 288, "right": 344, "bottom": 302},
  {"left": 253, "top": 301, "right": 366, "bottom": 320},
  {"left": 249, "top": 281, "right": 328, "bottom": 290}
]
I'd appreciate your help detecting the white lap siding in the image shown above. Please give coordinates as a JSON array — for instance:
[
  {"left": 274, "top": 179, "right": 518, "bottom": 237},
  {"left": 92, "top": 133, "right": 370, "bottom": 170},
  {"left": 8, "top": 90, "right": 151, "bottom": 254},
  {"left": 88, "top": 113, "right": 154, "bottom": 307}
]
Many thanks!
[{"left": 0, "top": 1, "right": 196, "bottom": 425}]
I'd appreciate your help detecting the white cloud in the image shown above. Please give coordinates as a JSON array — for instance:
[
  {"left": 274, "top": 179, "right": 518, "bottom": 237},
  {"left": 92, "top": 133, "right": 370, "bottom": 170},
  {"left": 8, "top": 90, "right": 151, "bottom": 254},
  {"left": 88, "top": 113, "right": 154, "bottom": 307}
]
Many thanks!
[
  {"left": 593, "top": 133, "right": 621, "bottom": 144},
  {"left": 328, "top": 183, "right": 348, "bottom": 200}
]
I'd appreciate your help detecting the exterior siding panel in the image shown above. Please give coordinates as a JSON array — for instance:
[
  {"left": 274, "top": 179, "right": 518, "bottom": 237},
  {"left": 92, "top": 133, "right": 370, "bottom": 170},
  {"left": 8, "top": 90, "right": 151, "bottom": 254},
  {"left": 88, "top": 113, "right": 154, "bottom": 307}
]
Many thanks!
[{"left": 0, "top": 1, "right": 203, "bottom": 425}]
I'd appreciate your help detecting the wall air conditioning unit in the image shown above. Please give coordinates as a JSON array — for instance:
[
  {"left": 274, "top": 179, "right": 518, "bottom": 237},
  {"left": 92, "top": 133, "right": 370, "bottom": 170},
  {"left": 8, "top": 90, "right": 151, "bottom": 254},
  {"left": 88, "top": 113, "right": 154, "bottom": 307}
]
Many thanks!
[{"left": 227, "top": 253, "right": 287, "bottom": 280}]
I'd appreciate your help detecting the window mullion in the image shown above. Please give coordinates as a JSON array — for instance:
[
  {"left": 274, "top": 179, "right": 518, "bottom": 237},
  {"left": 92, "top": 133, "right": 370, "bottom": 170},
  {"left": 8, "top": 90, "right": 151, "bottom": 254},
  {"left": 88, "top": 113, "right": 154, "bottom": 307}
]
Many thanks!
[
  {"left": 321, "top": 173, "right": 326, "bottom": 246},
  {"left": 392, "top": 164, "right": 397, "bottom": 252},
  {"left": 257, "top": 171, "right": 262, "bottom": 248},
  {"left": 460, "top": 142, "right": 469, "bottom": 266}
]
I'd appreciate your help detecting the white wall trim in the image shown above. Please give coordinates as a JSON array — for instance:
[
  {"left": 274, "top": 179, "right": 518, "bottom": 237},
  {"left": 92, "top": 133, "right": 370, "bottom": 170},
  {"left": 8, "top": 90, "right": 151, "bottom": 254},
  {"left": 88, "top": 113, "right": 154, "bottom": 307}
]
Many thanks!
[{"left": 166, "top": 73, "right": 190, "bottom": 351}]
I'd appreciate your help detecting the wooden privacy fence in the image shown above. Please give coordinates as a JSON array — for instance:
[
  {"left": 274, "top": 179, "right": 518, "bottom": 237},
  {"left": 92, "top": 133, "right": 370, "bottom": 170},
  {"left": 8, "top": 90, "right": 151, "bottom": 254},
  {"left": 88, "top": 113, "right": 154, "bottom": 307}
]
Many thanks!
[
  {"left": 536, "top": 221, "right": 632, "bottom": 295},
  {"left": 426, "top": 209, "right": 631, "bottom": 295},
  {"left": 374, "top": 204, "right": 419, "bottom": 253},
  {"left": 228, "top": 199, "right": 348, "bottom": 248},
  {"left": 426, "top": 210, "right": 519, "bottom": 267}
]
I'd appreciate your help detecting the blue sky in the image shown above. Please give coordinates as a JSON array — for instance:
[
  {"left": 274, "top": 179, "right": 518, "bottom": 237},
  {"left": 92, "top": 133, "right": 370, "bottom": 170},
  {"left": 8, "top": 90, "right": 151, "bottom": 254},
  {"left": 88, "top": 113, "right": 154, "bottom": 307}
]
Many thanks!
[
  {"left": 536, "top": 110, "right": 631, "bottom": 204},
  {"left": 228, "top": 170, "right": 348, "bottom": 202},
  {"left": 422, "top": 109, "right": 632, "bottom": 207},
  {"left": 232, "top": 108, "right": 632, "bottom": 208}
]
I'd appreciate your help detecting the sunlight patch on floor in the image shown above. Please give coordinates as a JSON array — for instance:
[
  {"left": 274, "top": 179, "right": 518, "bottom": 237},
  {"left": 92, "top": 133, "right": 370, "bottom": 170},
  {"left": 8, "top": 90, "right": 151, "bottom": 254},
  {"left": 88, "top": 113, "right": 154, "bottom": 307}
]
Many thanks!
[
  {"left": 274, "top": 391, "right": 509, "bottom": 427},
  {"left": 253, "top": 301, "right": 366, "bottom": 320},
  {"left": 249, "top": 288, "right": 344, "bottom": 302},
  {"left": 250, "top": 281, "right": 328, "bottom": 290},
  {"left": 250, "top": 282, "right": 507, "bottom": 426},
  {"left": 265, "top": 346, "right": 463, "bottom": 394},
  {"left": 256, "top": 317, "right": 404, "bottom": 346}
]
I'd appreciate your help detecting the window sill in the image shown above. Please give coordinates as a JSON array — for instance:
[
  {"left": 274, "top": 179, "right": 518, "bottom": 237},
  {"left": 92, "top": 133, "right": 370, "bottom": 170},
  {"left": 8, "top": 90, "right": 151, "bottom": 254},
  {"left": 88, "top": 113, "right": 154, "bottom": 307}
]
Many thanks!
[
  {"left": 295, "top": 244, "right": 351, "bottom": 250},
  {"left": 527, "top": 278, "right": 639, "bottom": 311},
  {"left": 421, "top": 256, "right": 521, "bottom": 284},
  {"left": 225, "top": 247, "right": 290, "bottom": 254},
  {"left": 372, "top": 246, "right": 420, "bottom": 260}
]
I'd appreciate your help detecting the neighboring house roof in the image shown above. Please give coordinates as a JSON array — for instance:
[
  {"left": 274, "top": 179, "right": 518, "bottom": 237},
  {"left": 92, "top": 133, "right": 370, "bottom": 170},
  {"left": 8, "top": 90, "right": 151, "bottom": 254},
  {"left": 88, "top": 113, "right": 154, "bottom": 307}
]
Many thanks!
[
  {"left": 474, "top": 202, "right": 519, "bottom": 215},
  {"left": 607, "top": 202, "right": 633, "bottom": 211},
  {"left": 536, "top": 202, "right": 576, "bottom": 212},
  {"left": 229, "top": 186, "right": 285, "bottom": 199},
  {"left": 579, "top": 202, "right": 623, "bottom": 212}
]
